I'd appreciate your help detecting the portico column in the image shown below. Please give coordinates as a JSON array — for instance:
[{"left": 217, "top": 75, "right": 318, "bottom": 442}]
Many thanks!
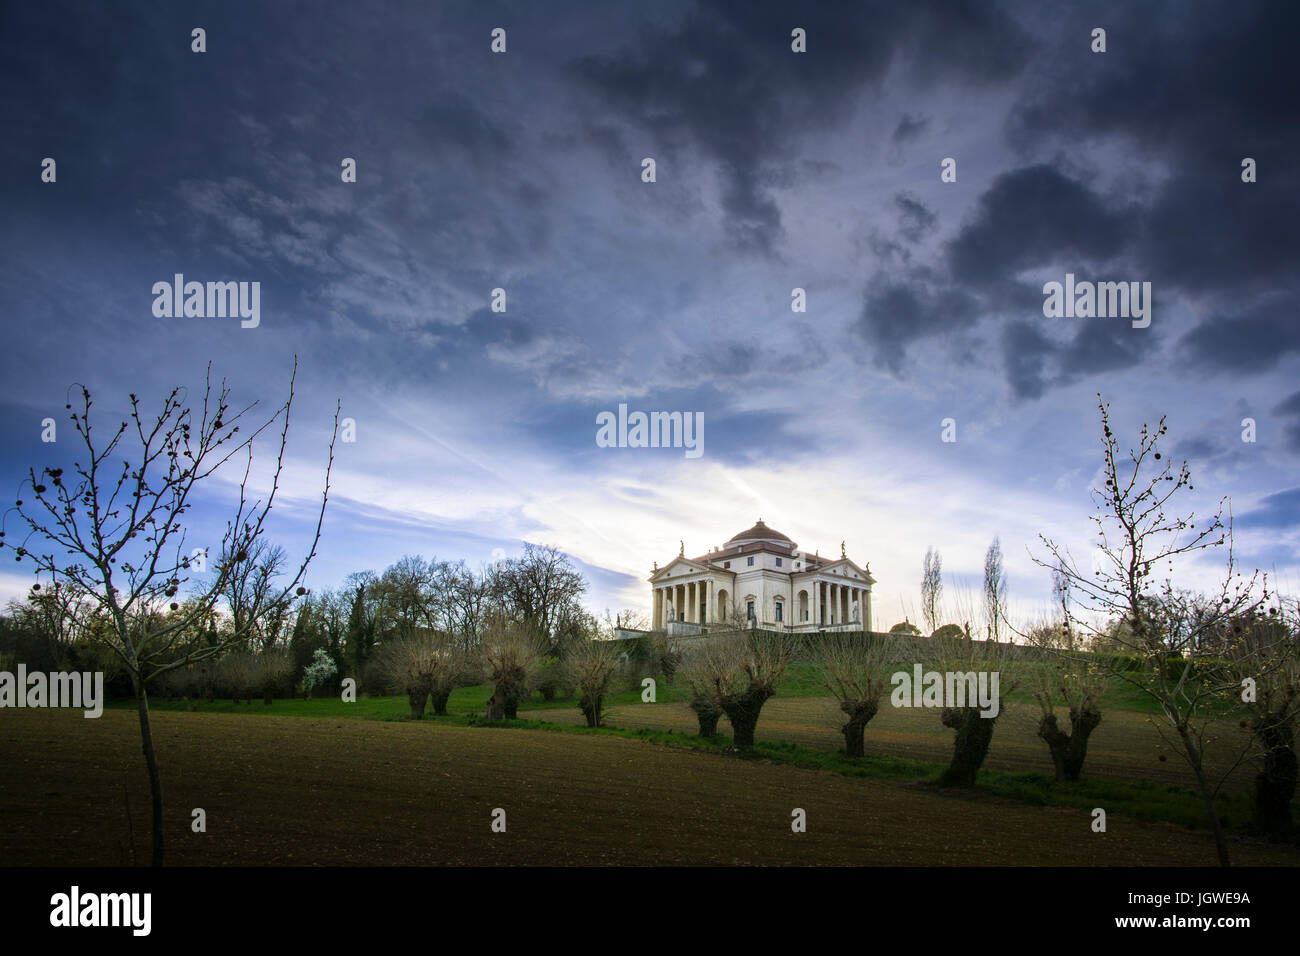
[{"left": 865, "top": 589, "right": 873, "bottom": 632}]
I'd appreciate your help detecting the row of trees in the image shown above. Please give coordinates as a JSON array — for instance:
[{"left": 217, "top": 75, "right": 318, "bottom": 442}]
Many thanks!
[
  {"left": 647, "top": 390, "right": 1299, "bottom": 866},
  {"left": 1, "top": 543, "right": 595, "bottom": 701},
  {"left": 0, "top": 364, "right": 605, "bottom": 866},
  {"left": 3, "top": 366, "right": 1294, "bottom": 868},
  {"left": 905, "top": 397, "right": 1300, "bottom": 863}
]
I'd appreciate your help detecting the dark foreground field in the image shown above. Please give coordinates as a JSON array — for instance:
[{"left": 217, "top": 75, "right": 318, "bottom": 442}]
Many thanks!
[{"left": 2, "top": 709, "right": 1296, "bottom": 866}]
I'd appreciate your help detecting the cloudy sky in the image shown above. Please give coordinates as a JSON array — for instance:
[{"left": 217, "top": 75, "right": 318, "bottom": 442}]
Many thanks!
[{"left": 1, "top": 0, "right": 1297, "bottom": 628}]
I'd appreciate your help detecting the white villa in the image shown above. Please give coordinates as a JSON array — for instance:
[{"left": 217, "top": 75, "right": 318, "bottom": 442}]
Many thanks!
[{"left": 648, "top": 520, "right": 875, "bottom": 635}]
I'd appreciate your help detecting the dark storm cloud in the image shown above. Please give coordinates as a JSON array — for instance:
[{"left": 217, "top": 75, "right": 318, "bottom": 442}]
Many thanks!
[
  {"left": 1007, "top": 0, "right": 1300, "bottom": 367},
  {"left": 1179, "top": 297, "right": 1300, "bottom": 374},
  {"left": 858, "top": 164, "right": 1151, "bottom": 395},
  {"left": 572, "top": 0, "right": 1030, "bottom": 254},
  {"left": 1058, "top": 317, "right": 1147, "bottom": 376},
  {"left": 851, "top": 0, "right": 1299, "bottom": 400},
  {"left": 1172, "top": 436, "right": 1220, "bottom": 462},
  {"left": 1000, "top": 320, "right": 1055, "bottom": 401},
  {"left": 1238, "top": 488, "right": 1300, "bottom": 530},
  {"left": 997, "top": 313, "right": 1151, "bottom": 402},
  {"left": 1272, "top": 391, "right": 1300, "bottom": 453},
  {"left": 892, "top": 114, "right": 930, "bottom": 144},
  {"left": 895, "top": 192, "right": 937, "bottom": 244},
  {"left": 854, "top": 275, "right": 981, "bottom": 373},
  {"left": 417, "top": 93, "right": 514, "bottom": 159},
  {"left": 947, "top": 165, "right": 1136, "bottom": 286}
]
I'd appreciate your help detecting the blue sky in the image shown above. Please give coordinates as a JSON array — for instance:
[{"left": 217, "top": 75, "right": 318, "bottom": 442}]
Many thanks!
[{"left": 2, "top": 0, "right": 1297, "bottom": 628}]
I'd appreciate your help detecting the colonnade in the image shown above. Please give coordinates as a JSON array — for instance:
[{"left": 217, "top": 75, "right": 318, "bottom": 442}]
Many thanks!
[{"left": 652, "top": 577, "right": 871, "bottom": 631}]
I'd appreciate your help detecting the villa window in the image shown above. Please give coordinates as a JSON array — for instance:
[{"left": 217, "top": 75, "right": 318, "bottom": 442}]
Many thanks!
[
  {"left": 724, "top": 561, "right": 730, "bottom": 569},
  {"left": 775, "top": 602, "right": 783, "bottom": 622},
  {"left": 747, "top": 556, "right": 754, "bottom": 566},
  {"left": 775, "top": 557, "right": 782, "bottom": 567},
  {"left": 746, "top": 601, "right": 755, "bottom": 619}
]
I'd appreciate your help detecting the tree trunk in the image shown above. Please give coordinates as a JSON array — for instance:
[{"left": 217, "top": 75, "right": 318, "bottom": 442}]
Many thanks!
[
  {"left": 263, "top": 690, "right": 273, "bottom": 706},
  {"left": 940, "top": 706, "right": 997, "bottom": 787},
  {"left": 486, "top": 695, "right": 504, "bottom": 721},
  {"left": 1180, "top": 728, "right": 1231, "bottom": 867},
  {"left": 496, "top": 683, "right": 519, "bottom": 719},
  {"left": 133, "top": 676, "right": 165, "bottom": 867},
  {"left": 840, "top": 699, "right": 879, "bottom": 758},
  {"left": 1253, "top": 720, "right": 1297, "bottom": 843},
  {"left": 723, "top": 688, "right": 771, "bottom": 749},
  {"left": 1038, "top": 705, "right": 1102, "bottom": 782},
  {"left": 430, "top": 688, "right": 452, "bottom": 716},
  {"left": 580, "top": 694, "right": 602, "bottom": 728},
  {"left": 691, "top": 697, "right": 721, "bottom": 736},
  {"left": 408, "top": 688, "right": 428, "bottom": 719}
]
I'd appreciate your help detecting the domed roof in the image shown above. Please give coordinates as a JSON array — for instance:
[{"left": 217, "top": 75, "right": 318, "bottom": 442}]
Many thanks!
[{"left": 727, "top": 519, "right": 793, "bottom": 545}]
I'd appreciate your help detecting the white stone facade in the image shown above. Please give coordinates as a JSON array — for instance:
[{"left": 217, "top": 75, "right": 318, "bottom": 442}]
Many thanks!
[{"left": 648, "top": 520, "right": 874, "bottom": 633}]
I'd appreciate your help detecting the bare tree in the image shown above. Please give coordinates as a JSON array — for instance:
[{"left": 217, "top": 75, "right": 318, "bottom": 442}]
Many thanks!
[
  {"left": 924, "top": 599, "right": 1019, "bottom": 786},
  {"left": 921, "top": 547, "right": 943, "bottom": 635},
  {"left": 218, "top": 539, "right": 290, "bottom": 651},
  {"left": 442, "top": 560, "right": 494, "bottom": 650},
  {"left": 646, "top": 630, "right": 682, "bottom": 684},
  {"left": 678, "top": 643, "right": 726, "bottom": 736},
  {"left": 982, "top": 536, "right": 1007, "bottom": 644},
  {"left": 494, "top": 543, "right": 587, "bottom": 649},
  {"left": 480, "top": 620, "right": 541, "bottom": 720},
  {"left": 1034, "top": 395, "right": 1265, "bottom": 866},
  {"left": 563, "top": 638, "right": 622, "bottom": 727},
  {"left": 1, "top": 362, "right": 337, "bottom": 865},
  {"left": 372, "top": 631, "right": 459, "bottom": 718},
  {"left": 811, "top": 632, "right": 896, "bottom": 756},
  {"left": 375, "top": 555, "right": 440, "bottom": 641},
  {"left": 1027, "top": 643, "right": 1106, "bottom": 783},
  {"left": 1219, "top": 605, "right": 1299, "bottom": 842},
  {"left": 1011, "top": 568, "right": 1107, "bottom": 782},
  {"left": 685, "top": 625, "right": 793, "bottom": 748},
  {"left": 6, "top": 580, "right": 94, "bottom": 668}
]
